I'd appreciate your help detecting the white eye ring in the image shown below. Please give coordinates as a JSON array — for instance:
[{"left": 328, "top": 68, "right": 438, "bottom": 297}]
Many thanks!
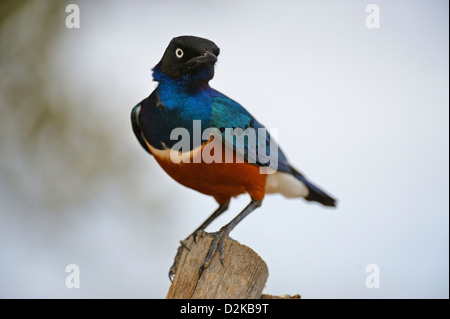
[{"left": 175, "top": 48, "right": 184, "bottom": 58}]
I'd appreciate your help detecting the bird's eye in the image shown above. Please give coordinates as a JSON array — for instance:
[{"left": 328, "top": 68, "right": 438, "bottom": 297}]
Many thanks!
[{"left": 175, "top": 48, "right": 184, "bottom": 59}]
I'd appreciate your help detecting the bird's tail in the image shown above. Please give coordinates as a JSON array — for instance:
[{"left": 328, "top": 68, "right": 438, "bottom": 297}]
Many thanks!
[{"left": 290, "top": 167, "right": 337, "bottom": 207}]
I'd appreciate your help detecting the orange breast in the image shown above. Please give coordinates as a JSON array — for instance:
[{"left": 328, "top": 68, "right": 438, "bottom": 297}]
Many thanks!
[{"left": 148, "top": 138, "right": 266, "bottom": 204}]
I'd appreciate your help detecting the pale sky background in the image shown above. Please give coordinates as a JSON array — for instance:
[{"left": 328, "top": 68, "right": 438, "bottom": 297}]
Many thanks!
[{"left": 0, "top": 0, "right": 448, "bottom": 298}]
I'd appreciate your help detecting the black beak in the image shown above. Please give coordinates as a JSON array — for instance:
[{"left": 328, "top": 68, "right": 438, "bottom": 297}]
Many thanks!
[{"left": 187, "top": 51, "right": 217, "bottom": 66}]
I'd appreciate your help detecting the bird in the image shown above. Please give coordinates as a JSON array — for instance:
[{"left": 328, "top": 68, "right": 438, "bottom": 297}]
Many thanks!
[{"left": 131, "top": 35, "right": 336, "bottom": 279}]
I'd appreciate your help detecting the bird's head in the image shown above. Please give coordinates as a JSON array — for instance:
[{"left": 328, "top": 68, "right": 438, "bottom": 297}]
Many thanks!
[{"left": 153, "top": 35, "right": 220, "bottom": 84}]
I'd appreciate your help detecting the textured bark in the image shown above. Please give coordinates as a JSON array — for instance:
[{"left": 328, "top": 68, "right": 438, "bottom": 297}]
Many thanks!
[{"left": 167, "top": 232, "right": 269, "bottom": 299}]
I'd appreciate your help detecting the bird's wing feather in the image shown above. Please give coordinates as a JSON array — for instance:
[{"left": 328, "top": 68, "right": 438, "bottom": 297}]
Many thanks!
[
  {"left": 131, "top": 102, "right": 153, "bottom": 155},
  {"left": 210, "top": 94, "right": 292, "bottom": 173}
]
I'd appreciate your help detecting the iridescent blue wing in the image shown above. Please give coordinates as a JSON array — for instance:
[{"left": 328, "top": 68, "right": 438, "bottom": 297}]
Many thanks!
[{"left": 210, "top": 93, "right": 292, "bottom": 174}]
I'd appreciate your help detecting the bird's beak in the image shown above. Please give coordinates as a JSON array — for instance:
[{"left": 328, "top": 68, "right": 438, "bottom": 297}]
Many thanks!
[{"left": 187, "top": 51, "right": 217, "bottom": 66}]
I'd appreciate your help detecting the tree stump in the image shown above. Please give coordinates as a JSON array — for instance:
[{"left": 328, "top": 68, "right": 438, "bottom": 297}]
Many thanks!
[{"left": 167, "top": 231, "right": 269, "bottom": 299}]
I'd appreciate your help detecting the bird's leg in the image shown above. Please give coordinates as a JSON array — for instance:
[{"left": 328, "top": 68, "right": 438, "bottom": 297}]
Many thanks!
[
  {"left": 168, "top": 202, "right": 229, "bottom": 281},
  {"left": 191, "top": 202, "right": 229, "bottom": 243},
  {"left": 198, "top": 200, "right": 262, "bottom": 277}
]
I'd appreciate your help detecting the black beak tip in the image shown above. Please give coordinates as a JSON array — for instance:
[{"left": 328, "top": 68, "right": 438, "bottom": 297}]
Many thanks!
[
  {"left": 202, "top": 51, "right": 217, "bottom": 63},
  {"left": 188, "top": 51, "right": 217, "bottom": 66}
]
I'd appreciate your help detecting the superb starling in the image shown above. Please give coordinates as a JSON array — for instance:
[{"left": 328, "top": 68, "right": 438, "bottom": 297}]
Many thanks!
[{"left": 131, "top": 35, "right": 336, "bottom": 278}]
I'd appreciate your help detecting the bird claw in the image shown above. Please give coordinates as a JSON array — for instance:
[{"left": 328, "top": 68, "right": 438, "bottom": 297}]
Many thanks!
[
  {"left": 179, "top": 239, "right": 191, "bottom": 252},
  {"left": 169, "top": 229, "right": 230, "bottom": 280},
  {"left": 198, "top": 227, "right": 230, "bottom": 277},
  {"left": 192, "top": 230, "right": 204, "bottom": 244},
  {"left": 168, "top": 238, "right": 191, "bottom": 281},
  {"left": 168, "top": 231, "right": 208, "bottom": 281},
  {"left": 168, "top": 266, "right": 177, "bottom": 282}
]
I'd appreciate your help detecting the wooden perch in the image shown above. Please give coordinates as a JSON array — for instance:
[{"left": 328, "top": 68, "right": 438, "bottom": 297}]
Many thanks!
[
  {"left": 166, "top": 231, "right": 301, "bottom": 299},
  {"left": 167, "top": 231, "right": 267, "bottom": 299}
]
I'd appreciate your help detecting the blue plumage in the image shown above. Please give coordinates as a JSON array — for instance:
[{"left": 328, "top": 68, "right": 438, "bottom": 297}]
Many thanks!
[
  {"left": 131, "top": 36, "right": 337, "bottom": 278},
  {"left": 133, "top": 36, "right": 336, "bottom": 206}
]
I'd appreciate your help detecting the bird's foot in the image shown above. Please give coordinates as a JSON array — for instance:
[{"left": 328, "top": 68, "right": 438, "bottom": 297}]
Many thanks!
[
  {"left": 168, "top": 231, "right": 206, "bottom": 281},
  {"left": 168, "top": 238, "right": 190, "bottom": 281},
  {"left": 192, "top": 229, "right": 204, "bottom": 244},
  {"left": 198, "top": 226, "right": 231, "bottom": 277}
]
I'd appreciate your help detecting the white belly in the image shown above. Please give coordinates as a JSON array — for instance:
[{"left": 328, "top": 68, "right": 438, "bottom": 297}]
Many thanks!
[{"left": 265, "top": 171, "right": 310, "bottom": 198}]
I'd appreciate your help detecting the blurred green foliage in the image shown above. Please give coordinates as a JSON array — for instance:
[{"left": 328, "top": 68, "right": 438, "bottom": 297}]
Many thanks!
[{"left": 0, "top": 0, "right": 153, "bottom": 212}]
